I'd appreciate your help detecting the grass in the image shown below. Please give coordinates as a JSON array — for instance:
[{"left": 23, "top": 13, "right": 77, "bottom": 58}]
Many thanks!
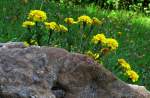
[{"left": 0, "top": 0, "right": 150, "bottom": 90}]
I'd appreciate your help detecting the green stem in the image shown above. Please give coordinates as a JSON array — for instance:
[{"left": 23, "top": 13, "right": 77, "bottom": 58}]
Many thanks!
[
  {"left": 81, "top": 22, "right": 86, "bottom": 53},
  {"left": 66, "top": 25, "right": 72, "bottom": 51},
  {"left": 35, "top": 22, "right": 42, "bottom": 46},
  {"left": 48, "top": 30, "right": 52, "bottom": 45},
  {"left": 40, "top": 0, "right": 44, "bottom": 10},
  {"left": 89, "top": 25, "right": 94, "bottom": 34},
  {"left": 26, "top": 27, "right": 32, "bottom": 44},
  {"left": 84, "top": 25, "right": 94, "bottom": 52}
]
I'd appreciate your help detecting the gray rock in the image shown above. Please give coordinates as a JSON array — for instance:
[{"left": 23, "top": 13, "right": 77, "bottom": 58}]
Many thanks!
[{"left": 0, "top": 44, "right": 149, "bottom": 98}]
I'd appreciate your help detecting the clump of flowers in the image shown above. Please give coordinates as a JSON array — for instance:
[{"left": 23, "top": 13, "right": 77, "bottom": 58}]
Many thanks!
[
  {"left": 28, "top": 10, "right": 47, "bottom": 22},
  {"left": 64, "top": 18, "right": 76, "bottom": 25},
  {"left": 78, "top": 15, "right": 92, "bottom": 25},
  {"left": 22, "top": 21, "right": 35, "bottom": 28},
  {"left": 118, "top": 58, "right": 139, "bottom": 82},
  {"left": 88, "top": 33, "right": 119, "bottom": 63},
  {"left": 92, "top": 33, "right": 119, "bottom": 51},
  {"left": 22, "top": 10, "right": 48, "bottom": 45}
]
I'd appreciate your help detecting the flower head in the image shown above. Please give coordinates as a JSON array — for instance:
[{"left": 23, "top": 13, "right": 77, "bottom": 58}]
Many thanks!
[
  {"left": 126, "top": 70, "right": 139, "bottom": 82},
  {"left": 30, "top": 39, "right": 38, "bottom": 45},
  {"left": 23, "top": 41, "right": 30, "bottom": 47},
  {"left": 22, "top": 21, "right": 35, "bottom": 28},
  {"left": 78, "top": 15, "right": 92, "bottom": 25},
  {"left": 28, "top": 10, "right": 47, "bottom": 22},
  {"left": 59, "top": 25, "right": 68, "bottom": 32},
  {"left": 118, "top": 59, "right": 131, "bottom": 70},
  {"left": 106, "top": 38, "right": 118, "bottom": 51},
  {"left": 64, "top": 18, "right": 76, "bottom": 25},
  {"left": 92, "top": 33, "right": 107, "bottom": 45},
  {"left": 118, "top": 59, "right": 127, "bottom": 65},
  {"left": 92, "top": 17, "right": 102, "bottom": 25},
  {"left": 44, "top": 22, "right": 60, "bottom": 32}
]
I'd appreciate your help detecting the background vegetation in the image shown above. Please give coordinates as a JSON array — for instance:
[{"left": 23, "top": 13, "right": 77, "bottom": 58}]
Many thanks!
[
  {"left": 56, "top": 0, "right": 150, "bottom": 15},
  {"left": 0, "top": 0, "right": 150, "bottom": 90}
]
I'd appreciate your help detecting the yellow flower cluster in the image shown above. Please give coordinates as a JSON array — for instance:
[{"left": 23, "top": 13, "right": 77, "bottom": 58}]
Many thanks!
[
  {"left": 92, "top": 33, "right": 119, "bottom": 51},
  {"left": 64, "top": 18, "right": 76, "bottom": 25},
  {"left": 92, "top": 17, "right": 102, "bottom": 25},
  {"left": 59, "top": 25, "right": 68, "bottom": 32},
  {"left": 44, "top": 22, "right": 60, "bottom": 31},
  {"left": 126, "top": 70, "right": 139, "bottom": 82},
  {"left": 64, "top": 16, "right": 102, "bottom": 26},
  {"left": 30, "top": 39, "right": 38, "bottom": 45},
  {"left": 23, "top": 39, "right": 38, "bottom": 47},
  {"left": 118, "top": 58, "right": 139, "bottom": 82},
  {"left": 118, "top": 59, "right": 131, "bottom": 70},
  {"left": 106, "top": 38, "right": 118, "bottom": 51},
  {"left": 22, "top": 21, "right": 35, "bottom": 28},
  {"left": 86, "top": 51, "right": 99, "bottom": 60},
  {"left": 23, "top": 41, "right": 30, "bottom": 47},
  {"left": 45, "top": 22, "right": 68, "bottom": 32},
  {"left": 28, "top": 10, "right": 47, "bottom": 22},
  {"left": 78, "top": 15, "right": 92, "bottom": 25},
  {"left": 92, "top": 33, "right": 107, "bottom": 44}
]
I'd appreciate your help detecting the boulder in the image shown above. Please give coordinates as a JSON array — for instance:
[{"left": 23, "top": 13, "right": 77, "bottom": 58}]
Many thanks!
[{"left": 0, "top": 44, "right": 150, "bottom": 98}]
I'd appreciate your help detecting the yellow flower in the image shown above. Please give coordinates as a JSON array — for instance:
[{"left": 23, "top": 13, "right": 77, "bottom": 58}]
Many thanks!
[
  {"left": 44, "top": 22, "right": 60, "bottom": 32},
  {"left": 30, "top": 39, "right": 38, "bottom": 45},
  {"left": 94, "top": 53, "right": 100, "bottom": 60},
  {"left": 92, "top": 17, "right": 102, "bottom": 25},
  {"left": 28, "top": 10, "right": 47, "bottom": 22},
  {"left": 92, "top": 33, "right": 107, "bottom": 44},
  {"left": 59, "top": 25, "right": 68, "bottom": 32},
  {"left": 23, "top": 41, "right": 30, "bottom": 47},
  {"left": 118, "top": 59, "right": 131, "bottom": 70},
  {"left": 122, "top": 63, "right": 131, "bottom": 70},
  {"left": 78, "top": 15, "right": 92, "bottom": 25},
  {"left": 126, "top": 70, "right": 139, "bottom": 82},
  {"left": 106, "top": 38, "right": 118, "bottom": 51},
  {"left": 86, "top": 51, "right": 100, "bottom": 60},
  {"left": 118, "top": 58, "right": 127, "bottom": 65},
  {"left": 22, "top": 21, "right": 35, "bottom": 28},
  {"left": 64, "top": 18, "right": 77, "bottom": 25}
]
